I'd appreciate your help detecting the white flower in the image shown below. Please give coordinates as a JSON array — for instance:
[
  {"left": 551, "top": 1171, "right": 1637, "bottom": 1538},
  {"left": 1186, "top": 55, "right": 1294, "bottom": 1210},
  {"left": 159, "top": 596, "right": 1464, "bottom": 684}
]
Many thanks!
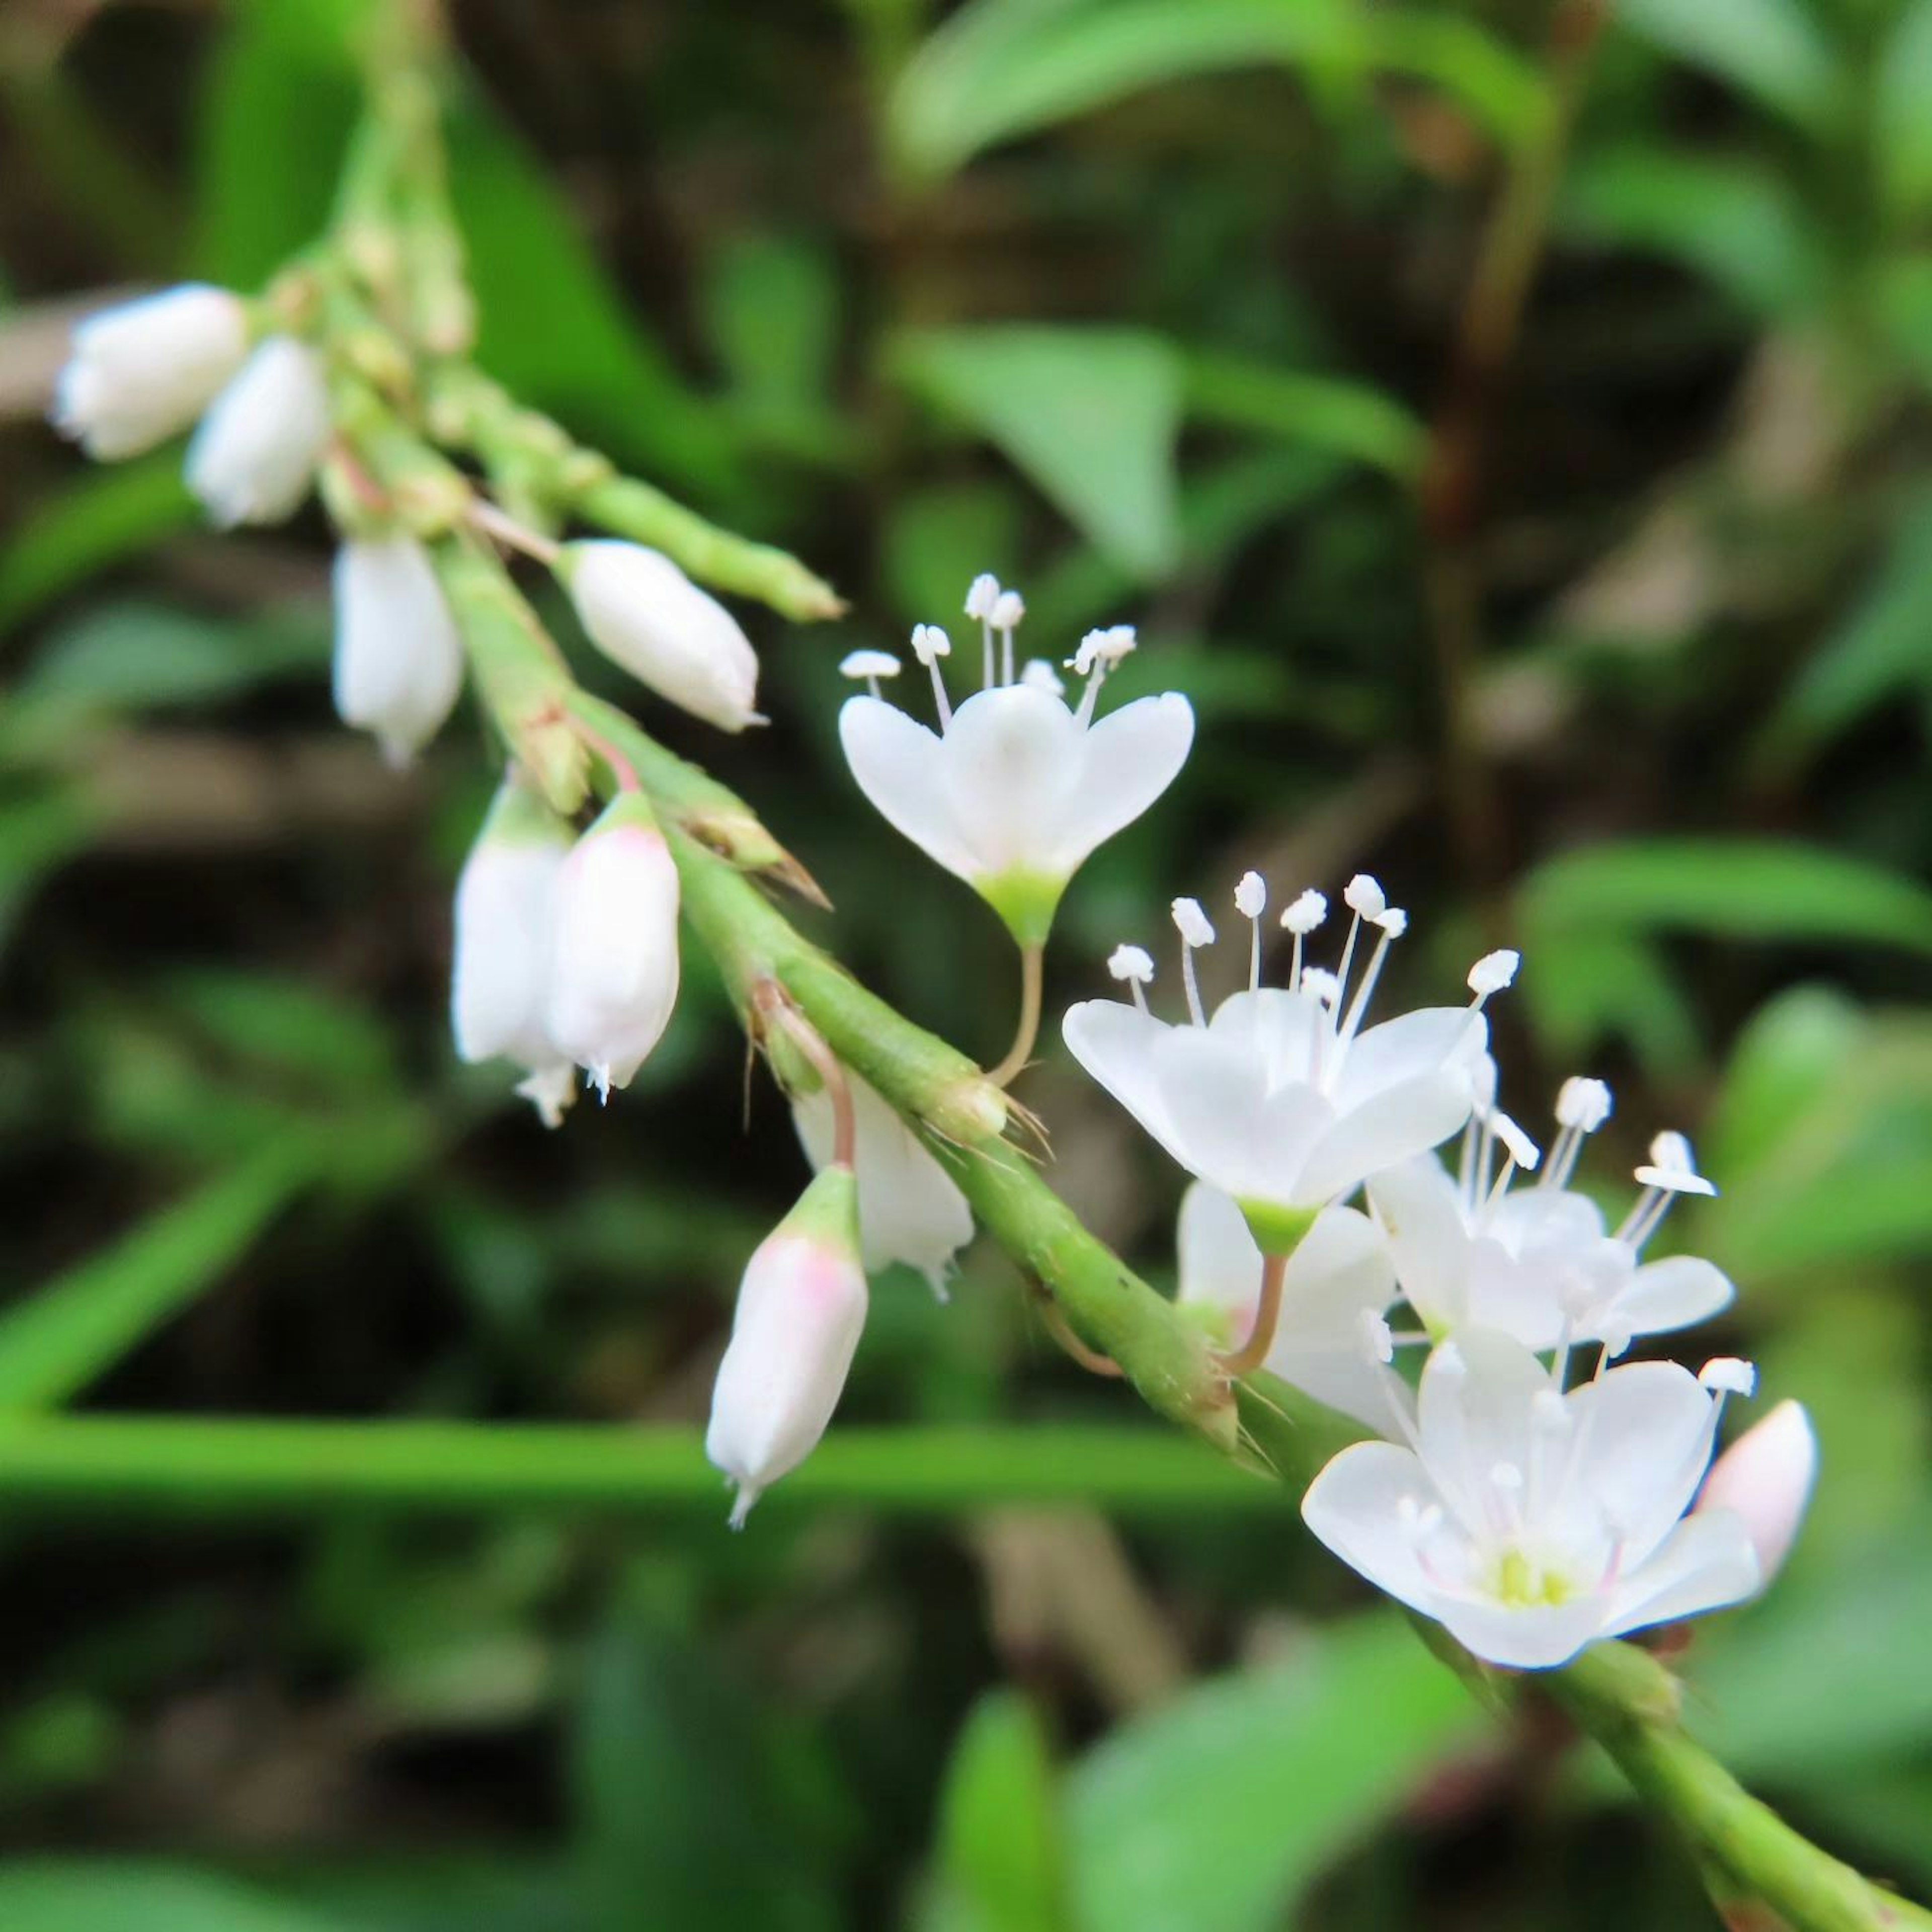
[
  {"left": 1302, "top": 1329, "right": 1762, "bottom": 1669},
  {"left": 1369, "top": 1083, "right": 1734, "bottom": 1358},
  {"left": 706, "top": 1166, "right": 869, "bottom": 1526},
  {"left": 451, "top": 773, "right": 576, "bottom": 1125},
  {"left": 793, "top": 1071, "right": 973, "bottom": 1298},
  {"left": 839, "top": 576, "right": 1192, "bottom": 945},
  {"left": 560, "top": 540, "right": 761, "bottom": 733},
  {"left": 185, "top": 336, "right": 331, "bottom": 527},
  {"left": 1063, "top": 872, "right": 1496, "bottom": 1252},
  {"left": 544, "top": 792, "right": 681, "bottom": 1098},
  {"left": 1177, "top": 1183, "right": 1396, "bottom": 1428},
  {"left": 52, "top": 284, "right": 251, "bottom": 459},
  {"left": 332, "top": 534, "right": 465, "bottom": 766},
  {"left": 1695, "top": 1399, "right": 1817, "bottom": 1588}
]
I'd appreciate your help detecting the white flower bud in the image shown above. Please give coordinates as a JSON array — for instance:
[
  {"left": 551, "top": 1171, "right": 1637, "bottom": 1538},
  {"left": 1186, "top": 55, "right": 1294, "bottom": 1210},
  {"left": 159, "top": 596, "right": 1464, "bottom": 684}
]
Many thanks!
[
  {"left": 560, "top": 540, "right": 761, "bottom": 733},
  {"left": 185, "top": 336, "right": 330, "bottom": 527},
  {"left": 332, "top": 534, "right": 465, "bottom": 765},
  {"left": 706, "top": 1167, "right": 868, "bottom": 1526},
  {"left": 544, "top": 793, "right": 681, "bottom": 1098},
  {"left": 1696, "top": 1400, "right": 1817, "bottom": 1587},
  {"left": 452, "top": 774, "right": 575, "bottom": 1116},
  {"left": 53, "top": 284, "right": 251, "bottom": 459}
]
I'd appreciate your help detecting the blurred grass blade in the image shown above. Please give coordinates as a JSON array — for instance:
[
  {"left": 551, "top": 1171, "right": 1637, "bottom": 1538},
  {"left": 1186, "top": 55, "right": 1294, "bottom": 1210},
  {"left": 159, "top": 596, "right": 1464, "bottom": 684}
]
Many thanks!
[
  {"left": 0, "top": 1862, "right": 349, "bottom": 1932},
  {"left": 0, "top": 459, "right": 195, "bottom": 640},
  {"left": 1185, "top": 352, "right": 1425, "bottom": 479},
  {"left": 0, "top": 1145, "right": 315, "bottom": 1412},
  {"left": 1520, "top": 839, "right": 1932, "bottom": 958},
  {"left": 1876, "top": 0, "right": 1932, "bottom": 213},
  {"left": 924, "top": 1693, "right": 1070, "bottom": 1932},
  {"left": 888, "top": 0, "right": 1544, "bottom": 184},
  {"left": 1615, "top": 0, "right": 1847, "bottom": 135},
  {"left": 1066, "top": 1613, "right": 1476, "bottom": 1932},
  {"left": 892, "top": 326, "right": 1183, "bottom": 576}
]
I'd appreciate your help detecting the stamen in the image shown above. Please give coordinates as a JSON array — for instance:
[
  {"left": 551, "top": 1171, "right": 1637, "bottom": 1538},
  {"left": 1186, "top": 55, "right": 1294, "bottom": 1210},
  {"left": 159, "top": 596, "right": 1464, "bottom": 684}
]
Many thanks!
[
  {"left": 1467, "top": 949, "right": 1520, "bottom": 1007},
  {"left": 992, "top": 588, "right": 1024, "bottom": 686},
  {"left": 1699, "top": 1356, "right": 1757, "bottom": 1398},
  {"left": 1171, "top": 898, "right": 1214, "bottom": 1026},
  {"left": 1107, "top": 942, "right": 1156, "bottom": 1016},
  {"left": 839, "top": 648, "right": 902, "bottom": 703},
  {"left": 1544, "top": 1077, "right": 1613, "bottom": 1189},
  {"left": 1069, "top": 625, "right": 1136, "bottom": 727},
  {"left": 1336, "top": 906, "right": 1406, "bottom": 1052},
  {"left": 1234, "top": 870, "right": 1266, "bottom": 990},
  {"left": 1333, "top": 873, "right": 1384, "bottom": 1017},
  {"left": 911, "top": 623, "right": 953, "bottom": 728},
  {"left": 1279, "top": 887, "right": 1326, "bottom": 993},
  {"left": 1020, "top": 658, "right": 1065, "bottom": 697},
  {"left": 965, "top": 572, "right": 1000, "bottom": 687},
  {"left": 1481, "top": 1109, "right": 1542, "bottom": 1217}
]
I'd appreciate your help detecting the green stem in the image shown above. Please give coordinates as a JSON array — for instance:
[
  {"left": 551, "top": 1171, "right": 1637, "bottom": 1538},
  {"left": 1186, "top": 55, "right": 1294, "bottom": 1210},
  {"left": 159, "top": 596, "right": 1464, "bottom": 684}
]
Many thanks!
[{"left": 0, "top": 1416, "right": 1278, "bottom": 1518}]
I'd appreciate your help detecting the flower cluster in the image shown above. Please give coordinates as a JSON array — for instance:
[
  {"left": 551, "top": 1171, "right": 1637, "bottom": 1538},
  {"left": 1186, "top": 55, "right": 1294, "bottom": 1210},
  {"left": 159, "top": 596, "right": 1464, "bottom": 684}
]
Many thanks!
[{"left": 1069, "top": 869, "right": 1815, "bottom": 1670}]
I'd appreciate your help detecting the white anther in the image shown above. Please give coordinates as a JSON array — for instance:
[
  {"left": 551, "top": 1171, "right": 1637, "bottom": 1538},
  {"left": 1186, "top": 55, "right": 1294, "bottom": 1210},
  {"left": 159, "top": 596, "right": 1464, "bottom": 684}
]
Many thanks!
[
  {"left": 1107, "top": 944, "right": 1155, "bottom": 985},
  {"left": 910, "top": 623, "right": 951, "bottom": 665},
  {"left": 991, "top": 589, "right": 1025, "bottom": 630},
  {"left": 1373, "top": 907, "right": 1409, "bottom": 936},
  {"left": 1171, "top": 898, "right": 1215, "bottom": 948},
  {"left": 1299, "top": 966, "right": 1340, "bottom": 1007},
  {"left": 1342, "top": 874, "right": 1386, "bottom": 919},
  {"left": 1490, "top": 1110, "right": 1542, "bottom": 1173},
  {"left": 1279, "top": 889, "right": 1326, "bottom": 935},
  {"left": 1700, "top": 1357, "right": 1758, "bottom": 1398},
  {"left": 964, "top": 574, "right": 1001, "bottom": 621},
  {"left": 1020, "top": 658, "right": 1065, "bottom": 695},
  {"left": 1634, "top": 1131, "right": 1717, "bottom": 1196},
  {"left": 1359, "top": 1310, "right": 1395, "bottom": 1364},
  {"left": 1467, "top": 949, "right": 1521, "bottom": 1000},
  {"left": 1557, "top": 1076, "right": 1613, "bottom": 1132},
  {"left": 1234, "top": 871, "right": 1266, "bottom": 918},
  {"left": 839, "top": 650, "right": 901, "bottom": 680}
]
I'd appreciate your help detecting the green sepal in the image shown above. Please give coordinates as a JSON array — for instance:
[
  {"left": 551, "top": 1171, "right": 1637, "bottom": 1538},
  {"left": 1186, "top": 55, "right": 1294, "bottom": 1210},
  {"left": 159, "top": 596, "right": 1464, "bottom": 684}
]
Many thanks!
[
  {"left": 1235, "top": 1198, "right": 1320, "bottom": 1259},
  {"left": 976, "top": 868, "right": 1066, "bottom": 950},
  {"left": 777, "top": 1164, "right": 861, "bottom": 1260},
  {"left": 586, "top": 788, "right": 662, "bottom": 840}
]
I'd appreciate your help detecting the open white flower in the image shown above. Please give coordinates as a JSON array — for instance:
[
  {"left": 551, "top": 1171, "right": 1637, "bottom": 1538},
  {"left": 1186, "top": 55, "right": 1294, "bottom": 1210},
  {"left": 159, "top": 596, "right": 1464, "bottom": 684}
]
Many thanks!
[
  {"left": 53, "top": 284, "right": 251, "bottom": 459},
  {"left": 1177, "top": 1183, "right": 1396, "bottom": 1428},
  {"left": 793, "top": 1071, "right": 973, "bottom": 1298},
  {"left": 332, "top": 534, "right": 465, "bottom": 766},
  {"left": 838, "top": 579, "right": 1192, "bottom": 945},
  {"left": 1064, "top": 873, "right": 1503, "bottom": 1252},
  {"left": 185, "top": 336, "right": 331, "bottom": 527},
  {"left": 1370, "top": 1083, "right": 1734, "bottom": 1358},
  {"left": 1303, "top": 1329, "right": 1762, "bottom": 1669},
  {"left": 1696, "top": 1399, "right": 1817, "bottom": 1588}
]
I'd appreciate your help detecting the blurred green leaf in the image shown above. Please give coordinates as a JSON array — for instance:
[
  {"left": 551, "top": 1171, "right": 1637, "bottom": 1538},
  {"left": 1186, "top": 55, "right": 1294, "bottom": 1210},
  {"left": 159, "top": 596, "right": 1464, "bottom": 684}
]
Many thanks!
[
  {"left": 0, "top": 1863, "right": 347, "bottom": 1932},
  {"left": 0, "top": 459, "right": 195, "bottom": 639},
  {"left": 1877, "top": 0, "right": 1932, "bottom": 213},
  {"left": 1520, "top": 839, "right": 1932, "bottom": 958},
  {"left": 1562, "top": 146, "right": 1826, "bottom": 318},
  {"left": 1518, "top": 927, "right": 1702, "bottom": 1074},
  {"left": 158, "top": 968, "right": 398, "bottom": 1099},
  {"left": 1615, "top": 0, "right": 1846, "bottom": 135},
  {"left": 263, "top": 1858, "right": 591, "bottom": 1932},
  {"left": 0, "top": 791, "right": 100, "bottom": 952},
  {"left": 1184, "top": 352, "right": 1424, "bottom": 479},
  {"left": 924, "top": 1692, "right": 1070, "bottom": 1932},
  {"left": 1066, "top": 1614, "right": 1475, "bottom": 1932},
  {"left": 888, "top": 0, "right": 1544, "bottom": 183},
  {"left": 893, "top": 326, "right": 1183, "bottom": 575}
]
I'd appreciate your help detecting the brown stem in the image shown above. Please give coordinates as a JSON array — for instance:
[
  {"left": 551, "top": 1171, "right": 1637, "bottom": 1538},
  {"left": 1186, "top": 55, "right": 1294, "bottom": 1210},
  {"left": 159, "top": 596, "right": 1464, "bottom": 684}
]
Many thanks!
[
  {"left": 1216, "top": 1253, "right": 1290, "bottom": 1379},
  {"left": 755, "top": 983, "right": 856, "bottom": 1169},
  {"left": 558, "top": 709, "right": 640, "bottom": 794},
  {"left": 987, "top": 943, "right": 1044, "bottom": 1088},
  {"left": 467, "top": 496, "right": 562, "bottom": 567},
  {"left": 1037, "top": 1291, "right": 1124, "bottom": 1378}
]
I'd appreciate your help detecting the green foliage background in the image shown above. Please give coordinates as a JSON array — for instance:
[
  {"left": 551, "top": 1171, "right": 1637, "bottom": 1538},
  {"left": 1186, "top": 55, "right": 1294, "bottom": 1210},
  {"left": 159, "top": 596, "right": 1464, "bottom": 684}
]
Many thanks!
[{"left": 1, "top": 0, "right": 1929, "bottom": 1925}]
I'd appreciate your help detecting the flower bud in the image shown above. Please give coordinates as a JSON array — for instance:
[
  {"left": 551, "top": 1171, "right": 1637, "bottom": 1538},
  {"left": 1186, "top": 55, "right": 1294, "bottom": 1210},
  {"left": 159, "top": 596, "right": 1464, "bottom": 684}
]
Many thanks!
[
  {"left": 559, "top": 540, "right": 761, "bottom": 733},
  {"left": 53, "top": 284, "right": 251, "bottom": 459},
  {"left": 332, "top": 534, "right": 465, "bottom": 765},
  {"left": 186, "top": 336, "right": 331, "bottom": 527},
  {"left": 452, "top": 773, "right": 576, "bottom": 1121},
  {"left": 1696, "top": 1399, "right": 1817, "bottom": 1587},
  {"left": 706, "top": 1167, "right": 868, "bottom": 1525},
  {"left": 543, "top": 792, "right": 681, "bottom": 1098}
]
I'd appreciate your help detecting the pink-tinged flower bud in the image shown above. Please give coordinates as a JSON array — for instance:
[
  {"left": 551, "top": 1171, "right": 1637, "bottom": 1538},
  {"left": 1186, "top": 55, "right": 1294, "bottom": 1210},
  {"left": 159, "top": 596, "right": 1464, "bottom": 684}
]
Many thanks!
[
  {"left": 543, "top": 792, "right": 681, "bottom": 1099},
  {"left": 333, "top": 535, "right": 465, "bottom": 766},
  {"left": 706, "top": 1167, "right": 867, "bottom": 1526},
  {"left": 559, "top": 540, "right": 762, "bottom": 733},
  {"left": 451, "top": 773, "right": 576, "bottom": 1124},
  {"left": 1696, "top": 1399, "right": 1818, "bottom": 1588},
  {"left": 186, "top": 336, "right": 331, "bottom": 527},
  {"left": 52, "top": 284, "right": 251, "bottom": 459}
]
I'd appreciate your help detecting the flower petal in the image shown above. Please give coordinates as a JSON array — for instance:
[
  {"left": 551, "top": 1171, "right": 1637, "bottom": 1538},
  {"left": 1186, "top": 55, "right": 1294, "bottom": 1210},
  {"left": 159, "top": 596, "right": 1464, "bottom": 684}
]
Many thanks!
[
  {"left": 1603, "top": 1509, "right": 1761, "bottom": 1638},
  {"left": 1416, "top": 1328, "right": 1553, "bottom": 1536},
  {"left": 1294, "top": 1069, "right": 1476, "bottom": 1206},
  {"left": 1333, "top": 1007, "right": 1487, "bottom": 1110},
  {"left": 1266, "top": 1205, "right": 1399, "bottom": 1428},
  {"left": 1153, "top": 1025, "right": 1333, "bottom": 1204},
  {"left": 839, "top": 696, "right": 978, "bottom": 881},
  {"left": 938, "top": 685, "right": 1084, "bottom": 877},
  {"left": 1614, "top": 1255, "right": 1737, "bottom": 1340},
  {"left": 1044, "top": 692, "right": 1194, "bottom": 875},
  {"left": 1300, "top": 1439, "right": 1442, "bottom": 1614},
  {"left": 1567, "top": 1361, "right": 1719, "bottom": 1565},
  {"left": 1176, "top": 1182, "right": 1262, "bottom": 1333},
  {"left": 1368, "top": 1155, "right": 1470, "bottom": 1333},
  {"left": 1062, "top": 999, "right": 1180, "bottom": 1155},
  {"left": 1431, "top": 1595, "right": 1608, "bottom": 1671}
]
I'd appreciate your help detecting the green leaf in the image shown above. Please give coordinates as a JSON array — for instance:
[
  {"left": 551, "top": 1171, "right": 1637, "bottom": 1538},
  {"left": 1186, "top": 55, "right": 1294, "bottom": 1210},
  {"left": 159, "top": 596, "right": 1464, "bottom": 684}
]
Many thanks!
[
  {"left": 1562, "top": 146, "right": 1827, "bottom": 319},
  {"left": 1518, "top": 839, "right": 1932, "bottom": 958},
  {"left": 888, "top": 0, "right": 1545, "bottom": 183},
  {"left": 0, "top": 1147, "right": 316, "bottom": 1413},
  {"left": 0, "top": 459, "right": 195, "bottom": 637},
  {"left": 924, "top": 1693, "right": 1070, "bottom": 1932},
  {"left": 892, "top": 326, "right": 1184, "bottom": 575},
  {"left": 1184, "top": 352, "right": 1424, "bottom": 478},
  {"left": 1877, "top": 0, "right": 1932, "bottom": 213},
  {"left": 1517, "top": 927, "right": 1702, "bottom": 1074},
  {"left": 1065, "top": 1614, "right": 1475, "bottom": 1932},
  {"left": 1615, "top": 0, "right": 1847, "bottom": 135},
  {"left": 0, "top": 1863, "right": 348, "bottom": 1932}
]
